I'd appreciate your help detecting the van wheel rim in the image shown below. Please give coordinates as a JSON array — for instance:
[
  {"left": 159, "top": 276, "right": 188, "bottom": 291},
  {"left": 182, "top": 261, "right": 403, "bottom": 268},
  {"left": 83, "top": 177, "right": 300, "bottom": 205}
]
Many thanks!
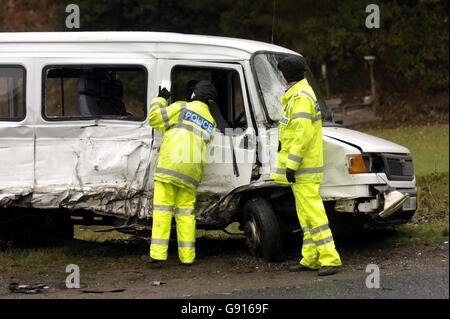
[{"left": 244, "top": 217, "right": 261, "bottom": 254}]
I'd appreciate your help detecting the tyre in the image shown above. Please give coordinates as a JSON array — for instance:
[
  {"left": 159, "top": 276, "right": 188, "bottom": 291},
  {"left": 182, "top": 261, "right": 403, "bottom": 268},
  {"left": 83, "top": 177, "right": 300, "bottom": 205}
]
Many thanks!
[{"left": 243, "top": 198, "right": 284, "bottom": 262}]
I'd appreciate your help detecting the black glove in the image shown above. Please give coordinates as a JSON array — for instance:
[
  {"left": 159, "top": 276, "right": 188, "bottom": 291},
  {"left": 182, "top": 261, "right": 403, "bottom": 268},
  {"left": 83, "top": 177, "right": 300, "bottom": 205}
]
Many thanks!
[
  {"left": 286, "top": 168, "right": 296, "bottom": 183},
  {"left": 158, "top": 86, "right": 172, "bottom": 100}
]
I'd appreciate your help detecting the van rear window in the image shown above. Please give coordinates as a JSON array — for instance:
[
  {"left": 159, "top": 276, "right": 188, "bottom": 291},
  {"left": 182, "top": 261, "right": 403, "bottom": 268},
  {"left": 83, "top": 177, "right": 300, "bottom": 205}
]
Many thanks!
[
  {"left": 0, "top": 66, "right": 25, "bottom": 121},
  {"left": 42, "top": 65, "right": 147, "bottom": 121}
]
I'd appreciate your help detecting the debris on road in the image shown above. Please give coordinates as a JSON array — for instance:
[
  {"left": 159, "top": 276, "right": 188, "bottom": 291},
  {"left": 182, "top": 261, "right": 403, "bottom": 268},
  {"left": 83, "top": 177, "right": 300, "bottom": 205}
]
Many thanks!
[
  {"left": 152, "top": 281, "right": 166, "bottom": 286},
  {"left": 8, "top": 283, "right": 49, "bottom": 294}
]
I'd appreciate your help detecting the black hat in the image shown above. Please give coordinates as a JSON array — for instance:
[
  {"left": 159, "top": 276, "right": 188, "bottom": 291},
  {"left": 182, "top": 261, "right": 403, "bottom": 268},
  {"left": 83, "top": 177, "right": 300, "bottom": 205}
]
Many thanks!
[
  {"left": 193, "top": 80, "right": 218, "bottom": 104},
  {"left": 277, "top": 55, "right": 306, "bottom": 82}
]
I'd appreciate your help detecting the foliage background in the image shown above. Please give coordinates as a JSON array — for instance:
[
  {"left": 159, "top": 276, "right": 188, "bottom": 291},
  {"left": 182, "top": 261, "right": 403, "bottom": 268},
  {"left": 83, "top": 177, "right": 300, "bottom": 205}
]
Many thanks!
[{"left": 0, "top": 0, "right": 449, "bottom": 122}]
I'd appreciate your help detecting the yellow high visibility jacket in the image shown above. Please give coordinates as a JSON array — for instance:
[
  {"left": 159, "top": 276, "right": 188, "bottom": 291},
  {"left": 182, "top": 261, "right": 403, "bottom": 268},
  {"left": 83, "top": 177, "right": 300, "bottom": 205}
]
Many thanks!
[
  {"left": 270, "top": 79, "right": 324, "bottom": 184},
  {"left": 148, "top": 97, "right": 216, "bottom": 194}
]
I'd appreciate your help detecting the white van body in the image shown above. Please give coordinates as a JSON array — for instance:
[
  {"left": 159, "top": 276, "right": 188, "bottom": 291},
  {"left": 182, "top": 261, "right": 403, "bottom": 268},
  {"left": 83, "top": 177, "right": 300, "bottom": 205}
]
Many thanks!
[{"left": 0, "top": 32, "right": 417, "bottom": 256}]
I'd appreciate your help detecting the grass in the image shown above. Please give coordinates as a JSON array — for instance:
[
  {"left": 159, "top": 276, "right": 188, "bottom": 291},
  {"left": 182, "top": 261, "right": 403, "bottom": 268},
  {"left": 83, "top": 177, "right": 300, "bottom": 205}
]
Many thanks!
[
  {"left": 0, "top": 237, "right": 149, "bottom": 282},
  {"left": 396, "top": 221, "right": 449, "bottom": 244},
  {"left": 357, "top": 124, "right": 449, "bottom": 176},
  {"left": 415, "top": 173, "right": 449, "bottom": 223}
]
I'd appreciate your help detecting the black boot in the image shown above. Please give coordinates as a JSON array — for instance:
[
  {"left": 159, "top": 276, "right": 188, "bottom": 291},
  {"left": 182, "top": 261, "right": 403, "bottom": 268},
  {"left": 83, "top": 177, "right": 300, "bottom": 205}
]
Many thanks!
[
  {"left": 145, "top": 256, "right": 164, "bottom": 268},
  {"left": 318, "top": 266, "right": 340, "bottom": 276},
  {"left": 289, "top": 264, "right": 316, "bottom": 272},
  {"left": 181, "top": 259, "right": 197, "bottom": 267}
]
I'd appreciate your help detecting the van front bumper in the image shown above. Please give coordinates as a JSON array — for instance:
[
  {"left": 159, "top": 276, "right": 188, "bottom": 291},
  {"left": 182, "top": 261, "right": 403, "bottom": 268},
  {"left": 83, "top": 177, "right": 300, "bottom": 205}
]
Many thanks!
[
  {"left": 333, "top": 186, "right": 419, "bottom": 226},
  {"left": 373, "top": 187, "right": 419, "bottom": 225}
]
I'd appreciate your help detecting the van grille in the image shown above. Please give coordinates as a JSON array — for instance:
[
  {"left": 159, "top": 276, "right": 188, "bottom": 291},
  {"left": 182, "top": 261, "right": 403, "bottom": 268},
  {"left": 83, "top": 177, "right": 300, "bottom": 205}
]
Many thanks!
[{"left": 381, "top": 154, "right": 414, "bottom": 181}]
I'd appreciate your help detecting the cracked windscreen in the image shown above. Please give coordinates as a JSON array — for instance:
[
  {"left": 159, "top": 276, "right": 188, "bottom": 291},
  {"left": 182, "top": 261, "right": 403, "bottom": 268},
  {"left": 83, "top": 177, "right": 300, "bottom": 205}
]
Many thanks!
[{"left": 252, "top": 52, "right": 333, "bottom": 124}]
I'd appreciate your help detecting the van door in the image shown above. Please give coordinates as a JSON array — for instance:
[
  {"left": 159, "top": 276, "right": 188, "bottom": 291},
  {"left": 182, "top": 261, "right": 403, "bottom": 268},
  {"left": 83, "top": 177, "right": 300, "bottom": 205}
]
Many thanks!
[
  {"left": 34, "top": 58, "right": 155, "bottom": 217},
  {"left": 0, "top": 62, "right": 34, "bottom": 205},
  {"left": 154, "top": 60, "right": 257, "bottom": 194}
]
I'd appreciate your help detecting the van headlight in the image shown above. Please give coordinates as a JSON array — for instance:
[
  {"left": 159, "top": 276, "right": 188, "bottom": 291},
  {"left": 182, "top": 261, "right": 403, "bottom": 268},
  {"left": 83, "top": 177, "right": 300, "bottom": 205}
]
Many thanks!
[{"left": 347, "top": 155, "right": 367, "bottom": 174}]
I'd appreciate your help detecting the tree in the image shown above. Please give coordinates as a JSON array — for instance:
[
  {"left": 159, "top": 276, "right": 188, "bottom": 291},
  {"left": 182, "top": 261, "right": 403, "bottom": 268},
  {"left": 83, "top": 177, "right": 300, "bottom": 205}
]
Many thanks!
[{"left": 52, "top": 0, "right": 226, "bottom": 35}]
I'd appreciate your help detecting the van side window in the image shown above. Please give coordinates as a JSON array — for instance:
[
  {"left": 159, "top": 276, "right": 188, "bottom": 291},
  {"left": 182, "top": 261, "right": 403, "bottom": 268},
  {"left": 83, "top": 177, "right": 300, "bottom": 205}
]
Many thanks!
[
  {"left": 170, "top": 66, "right": 247, "bottom": 133},
  {"left": 0, "top": 66, "right": 25, "bottom": 121},
  {"left": 43, "top": 66, "right": 147, "bottom": 121}
]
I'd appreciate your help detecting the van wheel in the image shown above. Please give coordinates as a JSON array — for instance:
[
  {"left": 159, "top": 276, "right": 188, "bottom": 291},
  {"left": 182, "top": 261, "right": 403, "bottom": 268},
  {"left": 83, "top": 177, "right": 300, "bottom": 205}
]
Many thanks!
[{"left": 243, "top": 198, "right": 284, "bottom": 262}]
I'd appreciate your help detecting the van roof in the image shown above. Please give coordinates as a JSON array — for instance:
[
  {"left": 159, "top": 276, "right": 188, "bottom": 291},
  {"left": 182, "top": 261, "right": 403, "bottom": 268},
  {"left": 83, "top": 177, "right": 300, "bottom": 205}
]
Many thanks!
[{"left": 0, "top": 31, "right": 298, "bottom": 60}]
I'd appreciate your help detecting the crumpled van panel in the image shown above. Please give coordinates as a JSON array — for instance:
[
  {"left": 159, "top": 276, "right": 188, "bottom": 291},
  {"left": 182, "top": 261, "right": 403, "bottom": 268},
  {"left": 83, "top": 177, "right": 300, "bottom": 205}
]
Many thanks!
[
  {"left": 1, "top": 123, "right": 153, "bottom": 218},
  {"left": 34, "top": 123, "right": 153, "bottom": 218},
  {"left": 0, "top": 124, "right": 34, "bottom": 207},
  {"left": 0, "top": 123, "right": 236, "bottom": 219}
]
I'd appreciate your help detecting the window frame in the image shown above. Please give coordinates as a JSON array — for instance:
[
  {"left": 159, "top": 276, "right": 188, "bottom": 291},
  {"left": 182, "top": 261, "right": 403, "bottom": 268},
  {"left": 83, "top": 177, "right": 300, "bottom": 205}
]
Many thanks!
[
  {"left": 230, "top": 71, "right": 248, "bottom": 129},
  {"left": 41, "top": 64, "right": 148, "bottom": 122},
  {"left": 169, "top": 64, "right": 249, "bottom": 129},
  {"left": 0, "top": 64, "right": 27, "bottom": 122}
]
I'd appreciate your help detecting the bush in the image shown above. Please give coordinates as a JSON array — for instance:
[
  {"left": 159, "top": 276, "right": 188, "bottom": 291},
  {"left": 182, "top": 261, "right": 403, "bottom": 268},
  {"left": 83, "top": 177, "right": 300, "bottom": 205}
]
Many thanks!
[{"left": 294, "top": 1, "right": 449, "bottom": 93}]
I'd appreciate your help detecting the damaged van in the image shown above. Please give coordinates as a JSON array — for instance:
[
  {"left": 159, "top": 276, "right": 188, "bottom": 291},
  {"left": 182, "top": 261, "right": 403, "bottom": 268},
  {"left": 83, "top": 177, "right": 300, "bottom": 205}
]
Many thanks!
[{"left": 0, "top": 32, "right": 418, "bottom": 260}]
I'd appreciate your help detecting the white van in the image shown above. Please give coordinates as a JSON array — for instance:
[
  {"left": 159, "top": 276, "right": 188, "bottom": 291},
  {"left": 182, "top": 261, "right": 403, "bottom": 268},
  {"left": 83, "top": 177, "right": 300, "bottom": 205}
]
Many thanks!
[{"left": 0, "top": 32, "right": 417, "bottom": 260}]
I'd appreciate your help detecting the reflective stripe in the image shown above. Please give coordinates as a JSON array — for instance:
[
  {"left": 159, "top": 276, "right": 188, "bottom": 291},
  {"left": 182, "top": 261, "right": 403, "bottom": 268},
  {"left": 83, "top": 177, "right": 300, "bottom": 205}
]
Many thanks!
[
  {"left": 168, "top": 103, "right": 211, "bottom": 143},
  {"left": 178, "top": 241, "right": 195, "bottom": 248},
  {"left": 310, "top": 224, "right": 330, "bottom": 235},
  {"left": 297, "top": 167, "right": 323, "bottom": 174},
  {"left": 303, "top": 238, "right": 315, "bottom": 245},
  {"left": 153, "top": 204, "right": 173, "bottom": 212},
  {"left": 160, "top": 107, "right": 170, "bottom": 129},
  {"left": 174, "top": 208, "right": 195, "bottom": 215},
  {"left": 150, "top": 102, "right": 164, "bottom": 108},
  {"left": 315, "top": 236, "right": 334, "bottom": 247},
  {"left": 274, "top": 167, "right": 324, "bottom": 175},
  {"left": 151, "top": 102, "right": 170, "bottom": 129},
  {"left": 288, "top": 154, "right": 303, "bottom": 164},
  {"left": 292, "top": 112, "right": 313, "bottom": 121},
  {"left": 178, "top": 103, "right": 187, "bottom": 123},
  {"left": 151, "top": 238, "right": 169, "bottom": 246},
  {"left": 291, "top": 112, "right": 321, "bottom": 123},
  {"left": 155, "top": 167, "right": 199, "bottom": 187},
  {"left": 171, "top": 123, "right": 211, "bottom": 144},
  {"left": 302, "top": 227, "right": 310, "bottom": 233},
  {"left": 301, "top": 90, "right": 316, "bottom": 103}
]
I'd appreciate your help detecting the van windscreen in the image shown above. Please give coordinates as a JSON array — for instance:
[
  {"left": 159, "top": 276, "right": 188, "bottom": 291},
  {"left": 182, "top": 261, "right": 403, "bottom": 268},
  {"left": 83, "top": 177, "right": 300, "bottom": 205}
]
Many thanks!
[{"left": 251, "top": 52, "right": 333, "bottom": 124}]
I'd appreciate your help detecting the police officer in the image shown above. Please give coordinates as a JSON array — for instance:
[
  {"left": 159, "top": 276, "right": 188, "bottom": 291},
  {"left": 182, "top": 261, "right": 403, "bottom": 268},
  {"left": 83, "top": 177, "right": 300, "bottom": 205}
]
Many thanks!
[
  {"left": 147, "top": 80, "right": 217, "bottom": 266},
  {"left": 270, "top": 56, "right": 342, "bottom": 276}
]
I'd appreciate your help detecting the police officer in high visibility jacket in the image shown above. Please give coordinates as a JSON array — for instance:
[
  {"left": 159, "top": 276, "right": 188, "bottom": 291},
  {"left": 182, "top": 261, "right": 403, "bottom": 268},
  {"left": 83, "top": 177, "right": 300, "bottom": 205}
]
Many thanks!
[
  {"left": 147, "top": 80, "right": 217, "bottom": 265},
  {"left": 270, "top": 56, "right": 342, "bottom": 276}
]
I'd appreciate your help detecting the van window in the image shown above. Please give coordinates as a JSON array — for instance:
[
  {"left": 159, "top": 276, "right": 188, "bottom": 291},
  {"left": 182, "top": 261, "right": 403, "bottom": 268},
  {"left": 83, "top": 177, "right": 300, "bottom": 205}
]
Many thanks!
[
  {"left": 43, "top": 65, "right": 147, "bottom": 121},
  {"left": 0, "top": 66, "right": 25, "bottom": 121},
  {"left": 170, "top": 66, "right": 247, "bottom": 132}
]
